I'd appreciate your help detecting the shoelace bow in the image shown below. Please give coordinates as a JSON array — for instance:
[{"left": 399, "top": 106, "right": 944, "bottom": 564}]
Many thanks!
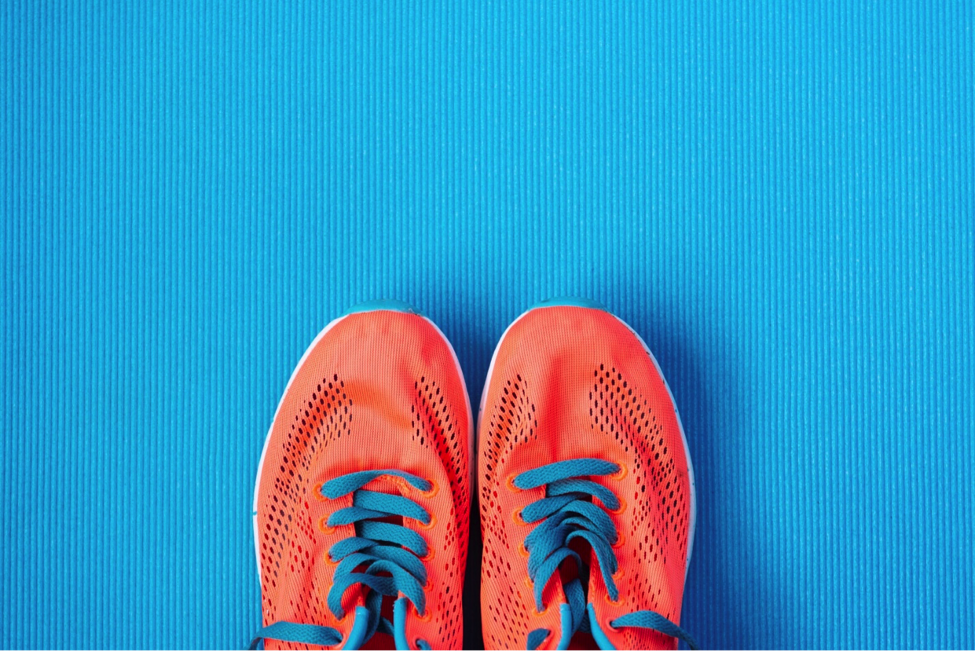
[
  {"left": 250, "top": 469, "right": 432, "bottom": 650},
  {"left": 516, "top": 458, "right": 698, "bottom": 650}
]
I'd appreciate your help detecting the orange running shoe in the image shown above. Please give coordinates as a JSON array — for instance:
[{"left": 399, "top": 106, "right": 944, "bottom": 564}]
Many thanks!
[
  {"left": 478, "top": 300, "right": 697, "bottom": 650},
  {"left": 251, "top": 301, "right": 472, "bottom": 650}
]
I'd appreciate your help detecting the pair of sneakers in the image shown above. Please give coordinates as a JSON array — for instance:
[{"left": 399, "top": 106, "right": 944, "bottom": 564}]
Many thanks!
[{"left": 251, "top": 300, "right": 697, "bottom": 650}]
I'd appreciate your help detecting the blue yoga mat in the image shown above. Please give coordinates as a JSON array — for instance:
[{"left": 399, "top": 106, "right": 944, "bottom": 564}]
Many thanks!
[{"left": 2, "top": 1, "right": 973, "bottom": 648}]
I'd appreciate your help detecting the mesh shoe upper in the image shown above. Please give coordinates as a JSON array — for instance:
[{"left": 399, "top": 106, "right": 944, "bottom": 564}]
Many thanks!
[
  {"left": 478, "top": 305, "right": 694, "bottom": 650},
  {"left": 254, "top": 310, "right": 471, "bottom": 649}
]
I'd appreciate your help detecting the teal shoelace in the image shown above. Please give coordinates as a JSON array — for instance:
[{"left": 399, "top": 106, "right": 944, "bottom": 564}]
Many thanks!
[
  {"left": 515, "top": 458, "right": 698, "bottom": 650},
  {"left": 250, "top": 469, "right": 433, "bottom": 650}
]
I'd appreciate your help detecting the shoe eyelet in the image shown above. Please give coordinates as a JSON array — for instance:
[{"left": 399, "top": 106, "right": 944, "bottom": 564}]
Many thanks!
[
  {"left": 421, "top": 546, "right": 436, "bottom": 562},
  {"left": 328, "top": 590, "right": 349, "bottom": 621},
  {"left": 605, "top": 591, "right": 625, "bottom": 607},
  {"left": 612, "top": 532, "right": 626, "bottom": 549},
  {"left": 518, "top": 541, "right": 530, "bottom": 558},
  {"left": 324, "top": 551, "right": 339, "bottom": 567},
  {"left": 610, "top": 464, "right": 628, "bottom": 481},
  {"left": 608, "top": 497, "right": 627, "bottom": 515},
  {"left": 318, "top": 516, "right": 336, "bottom": 535},
  {"left": 418, "top": 480, "right": 439, "bottom": 499},
  {"left": 415, "top": 603, "right": 433, "bottom": 623},
  {"left": 418, "top": 513, "right": 437, "bottom": 530},
  {"left": 505, "top": 473, "right": 520, "bottom": 493},
  {"left": 512, "top": 508, "right": 530, "bottom": 526},
  {"left": 313, "top": 482, "right": 329, "bottom": 502}
]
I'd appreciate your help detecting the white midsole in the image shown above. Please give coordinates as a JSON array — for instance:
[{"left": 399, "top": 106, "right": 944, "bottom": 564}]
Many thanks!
[
  {"left": 251, "top": 309, "right": 473, "bottom": 581},
  {"left": 476, "top": 303, "right": 697, "bottom": 575}
]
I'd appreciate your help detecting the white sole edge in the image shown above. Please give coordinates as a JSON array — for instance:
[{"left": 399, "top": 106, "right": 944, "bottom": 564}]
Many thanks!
[
  {"left": 476, "top": 304, "right": 697, "bottom": 576},
  {"left": 252, "top": 310, "right": 474, "bottom": 582}
]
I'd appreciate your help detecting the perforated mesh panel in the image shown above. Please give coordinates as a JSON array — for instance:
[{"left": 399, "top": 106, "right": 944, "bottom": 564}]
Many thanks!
[
  {"left": 410, "top": 376, "right": 467, "bottom": 642},
  {"left": 478, "top": 307, "right": 692, "bottom": 650},
  {"left": 589, "top": 364, "right": 688, "bottom": 649},
  {"left": 256, "top": 312, "right": 471, "bottom": 649},
  {"left": 480, "top": 374, "right": 539, "bottom": 649},
  {"left": 259, "top": 374, "right": 350, "bottom": 649}
]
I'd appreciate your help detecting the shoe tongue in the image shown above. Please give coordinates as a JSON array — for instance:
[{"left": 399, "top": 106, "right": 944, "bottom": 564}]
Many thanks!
[
  {"left": 568, "top": 538, "right": 592, "bottom": 584},
  {"left": 364, "top": 475, "right": 407, "bottom": 498}
]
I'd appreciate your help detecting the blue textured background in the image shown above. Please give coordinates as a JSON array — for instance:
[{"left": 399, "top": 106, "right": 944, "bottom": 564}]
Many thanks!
[{"left": 2, "top": 2, "right": 974, "bottom": 648}]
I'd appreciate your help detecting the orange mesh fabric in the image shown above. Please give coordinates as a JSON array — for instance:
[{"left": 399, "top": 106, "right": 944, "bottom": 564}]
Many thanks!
[
  {"left": 478, "top": 306, "right": 692, "bottom": 650},
  {"left": 255, "top": 310, "right": 471, "bottom": 649}
]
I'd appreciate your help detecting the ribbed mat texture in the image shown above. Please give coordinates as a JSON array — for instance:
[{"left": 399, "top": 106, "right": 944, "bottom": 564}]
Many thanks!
[{"left": 2, "top": 2, "right": 973, "bottom": 648}]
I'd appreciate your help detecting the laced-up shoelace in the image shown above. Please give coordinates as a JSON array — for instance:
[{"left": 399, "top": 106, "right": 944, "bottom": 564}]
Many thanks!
[
  {"left": 515, "top": 458, "right": 698, "bottom": 650},
  {"left": 250, "top": 469, "right": 433, "bottom": 650}
]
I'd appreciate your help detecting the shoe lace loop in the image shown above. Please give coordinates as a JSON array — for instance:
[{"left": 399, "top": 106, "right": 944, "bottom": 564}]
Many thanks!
[
  {"left": 515, "top": 458, "right": 698, "bottom": 650},
  {"left": 250, "top": 469, "right": 433, "bottom": 650},
  {"left": 323, "top": 468, "right": 430, "bottom": 632}
]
